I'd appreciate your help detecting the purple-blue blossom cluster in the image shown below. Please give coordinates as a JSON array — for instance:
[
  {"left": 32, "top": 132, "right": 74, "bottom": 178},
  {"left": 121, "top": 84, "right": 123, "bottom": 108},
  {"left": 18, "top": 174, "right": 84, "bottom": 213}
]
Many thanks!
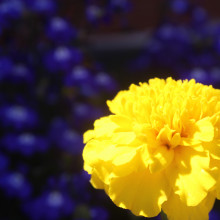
[
  {"left": 0, "top": 0, "right": 120, "bottom": 219},
  {"left": 131, "top": 0, "right": 220, "bottom": 88},
  {"left": 85, "top": 0, "right": 131, "bottom": 26}
]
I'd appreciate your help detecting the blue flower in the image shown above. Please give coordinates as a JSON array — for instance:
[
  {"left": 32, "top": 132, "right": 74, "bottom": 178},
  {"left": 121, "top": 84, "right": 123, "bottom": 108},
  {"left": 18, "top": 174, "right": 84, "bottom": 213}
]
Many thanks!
[
  {"left": 57, "top": 129, "right": 83, "bottom": 154},
  {"left": 72, "top": 103, "right": 103, "bottom": 129},
  {"left": 188, "top": 68, "right": 208, "bottom": 84},
  {"left": 64, "top": 66, "right": 99, "bottom": 98},
  {"left": 0, "top": 0, "right": 24, "bottom": 24},
  {"left": 44, "top": 47, "right": 83, "bottom": 72},
  {"left": 191, "top": 7, "right": 207, "bottom": 26},
  {"left": 214, "top": 37, "right": 220, "bottom": 55},
  {"left": 0, "top": 154, "right": 9, "bottom": 173},
  {"left": 24, "top": 190, "right": 75, "bottom": 220},
  {"left": 72, "top": 171, "right": 91, "bottom": 202},
  {"left": 209, "top": 209, "right": 220, "bottom": 220},
  {"left": 6, "top": 64, "right": 34, "bottom": 84},
  {"left": 46, "top": 17, "right": 77, "bottom": 43},
  {"left": 0, "top": 105, "right": 38, "bottom": 130},
  {"left": 0, "top": 57, "right": 13, "bottom": 81},
  {"left": 49, "top": 119, "right": 83, "bottom": 154},
  {"left": 49, "top": 118, "right": 68, "bottom": 138},
  {"left": 86, "top": 5, "right": 104, "bottom": 24},
  {"left": 26, "top": 0, "right": 56, "bottom": 16},
  {"left": 109, "top": 0, "right": 131, "bottom": 12},
  {"left": 64, "top": 66, "right": 91, "bottom": 87},
  {"left": 170, "top": 0, "right": 189, "bottom": 14},
  {"left": 47, "top": 174, "right": 70, "bottom": 190},
  {"left": 2, "top": 133, "right": 49, "bottom": 156},
  {"left": 94, "top": 72, "right": 117, "bottom": 93},
  {"left": 211, "top": 68, "right": 220, "bottom": 86},
  {"left": 0, "top": 171, "right": 32, "bottom": 200},
  {"left": 90, "top": 207, "right": 108, "bottom": 220}
]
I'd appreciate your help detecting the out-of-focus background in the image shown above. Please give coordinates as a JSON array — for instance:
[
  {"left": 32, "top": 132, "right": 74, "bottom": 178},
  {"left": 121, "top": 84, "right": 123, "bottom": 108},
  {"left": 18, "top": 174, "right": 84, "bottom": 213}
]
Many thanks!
[{"left": 1, "top": 0, "right": 220, "bottom": 220}]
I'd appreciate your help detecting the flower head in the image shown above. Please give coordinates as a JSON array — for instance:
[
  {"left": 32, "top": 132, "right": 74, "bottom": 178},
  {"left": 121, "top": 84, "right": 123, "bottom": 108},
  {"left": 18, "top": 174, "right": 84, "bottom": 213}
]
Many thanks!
[{"left": 83, "top": 77, "right": 220, "bottom": 220}]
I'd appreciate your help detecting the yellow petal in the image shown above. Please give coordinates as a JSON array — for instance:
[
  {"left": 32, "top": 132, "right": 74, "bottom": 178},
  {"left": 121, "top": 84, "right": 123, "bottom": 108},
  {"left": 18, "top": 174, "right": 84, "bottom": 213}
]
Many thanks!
[
  {"left": 90, "top": 169, "right": 105, "bottom": 189},
  {"left": 170, "top": 133, "right": 181, "bottom": 148},
  {"left": 149, "top": 146, "right": 174, "bottom": 173},
  {"left": 83, "top": 142, "right": 114, "bottom": 185},
  {"left": 83, "top": 140, "right": 114, "bottom": 172},
  {"left": 83, "top": 130, "right": 94, "bottom": 143},
  {"left": 162, "top": 192, "right": 215, "bottom": 220},
  {"left": 156, "top": 125, "right": 173, "bottom": 143},
  {"left": 107, "top": 91, "right": 127, "bottom": 114},
  {"left": 191, "top": 144, "right": 204, "bottom": 152},
  {"left": 109, "top": 170, "right": 170, "bottom": 217},
  {"left": 210, "top": 111, "right": 220, "bottom": 126},
  {"left": 112, "top": 146, "right": 143, "bottom": 177},
  {"left": 215, "top": 179, "right": 220, "bottom": 200},
  {"left": 166, "top": 146, "right": 217, "bottom": 206},
  {"left": 180, "top": 137, "right": 201, "bottom": 146},
  {"left": 204, "top": 140, "right": 220, "bottom": 160},
  {"left": 193, "top": 117, "right": 214, "bottom": 142},
  {"left": 93, "top": 116, "right": 118, "bottom": 139},
  {"left": 210, "top": 160, "right": 220, "bottom": 200},
  {"left": 111, "top": 132, "right": 136, "bottom": 145},
  {"left": 95, "top": 145, "right": 141, "bottom": 184},
  {"left": 109, "top": 115, "right": 133, "bottom": 132},
  {"left": 92, "top": 161, "right": 114, "bottom": 185}
]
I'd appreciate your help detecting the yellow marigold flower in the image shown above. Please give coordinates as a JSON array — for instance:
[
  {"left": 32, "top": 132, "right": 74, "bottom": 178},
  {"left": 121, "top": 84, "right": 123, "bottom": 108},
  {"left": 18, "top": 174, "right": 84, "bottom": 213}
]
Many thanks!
[{"left": 83, "top": 77, "right": 220, "bottom": 220}]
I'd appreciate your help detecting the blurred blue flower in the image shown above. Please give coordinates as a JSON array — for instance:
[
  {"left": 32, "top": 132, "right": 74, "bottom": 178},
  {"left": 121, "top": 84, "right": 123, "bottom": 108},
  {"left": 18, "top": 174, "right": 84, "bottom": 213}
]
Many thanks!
[
  {"left": 0, "top": 154, "right": 9, "bottom": 173},
  {"left": 170, "top": 0, "right": 189, "bottom": 14},
  {"left": 109, "top": 0, "right": 131, "bottom": 12},
  {"left": 0, "top": 171, "right": 32, "bottom": 200},
  {"left": 2, "top": 133, "right": 49, "bottom": 156},
  {"left": 0, "top": 0, "right": 24, "bottom": 24},
  {"left": 147, "top": 25, "right": 192, "bottom": 67},
  {"left": 49, "top": 118, "right": 68, "bottom": 138},
  {"left": 5, "top": 64, "right": 34, "bottom": 84},
  {"left": 0, "top": 57, "right": 13, "bottom": 81},
  {"left": 0, "top": 105, "right": 38, "bottom": 130},
  {"left": 147, "top": 39, "right": 162, "bottom": 55},
  {"left": 44, "top": 47, "right": 83, "bottom": 72},
  {"left": 215, "top": 37, "right": 220, "bottom": 55},
  {"left": 190, "top": 54, "right": 216, "bottom": 69},
  {"left": 211, "top": 67, "right": 220, "bottom": 86},
  {"left": 47, "top": 174, "right": 71, "bottom": 191},
  {"left": 72, "top": 103, "right": 103, "bottom": 128},
  {"left": 63, "top": 65, "right": 99, "bottom": 99},
  {"left": 80, "top": 82, "right": 99, "bottom": 98},
  {"left": 192, "top": 7, "right": 208, "bottom": 26},
  {"left": 46, "top": 17, "right": 77, "bottom": 43},
  {"left": 189, "top": 68, "right": 209, "bottom": 84},
  {"left": 49, "top": 120, "right": 83, "bottom": 155},
  {"left": 26, "top": 0, "right": 56, "bottom": 16},
  {"left": 209, "top": 209, "right": 220, "bottom": 220},
  {"left": 90, "top": 207, "right": 108, "bottom": 220},
  {"left": 94, "top": 72, "right": 117, "bottom": 93},
  {"left": 179, "top": 67, "right": 220, "bottom": 86},
  {"left": 157, "top": 25, "right": 176, "bottom": 42},
  {"left": 72, "top": 171, "right": 91, "bottom": 202},
  {"left": 49, "top": 117, "right": 83, "bottom": 154},
  {"left": 86, "top": 5, "right": 104, "bottom": 24},
  {"left": 56, "top": 129, "right": 83, "bottom": 154},
  {"left": 64, "top": 66, "right": 92, "bottom": 87},
  {"left": 129, "top": 54, "right": 151, "bottom": 71},
  {"left": 24, "top": 190, "right": 75, "bottom": 220},
  {"left": 156, "top": 25, "right": 190, "bottom": 49}
]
